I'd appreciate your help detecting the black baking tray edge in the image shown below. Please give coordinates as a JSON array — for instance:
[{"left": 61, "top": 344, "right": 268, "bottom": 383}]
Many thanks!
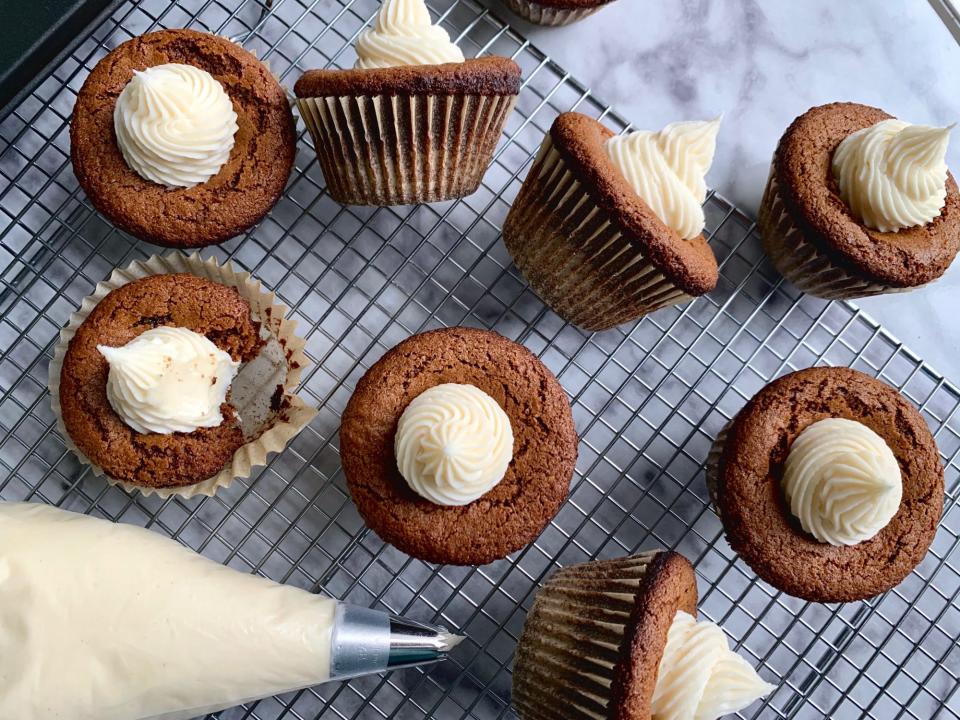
[{"left": 0, "top": 0, "right": 124, "bottom": 122}]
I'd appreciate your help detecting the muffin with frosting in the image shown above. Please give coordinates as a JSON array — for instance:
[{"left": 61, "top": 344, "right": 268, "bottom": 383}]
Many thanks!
[
  {"left": 758, "top": 102, "right": 959, "bottom": 299},
  {"left": 512, "top": 551, "right": 774, "bottom": 720},
  {"left": 51, "top": 255, "right": 315, "bottom": 497},
  {"left": 706, "top": 367, "right": 944, "bottom": 603},
  {"left": 502, "top": 0, "right": 616, "bottom": 26},
  {"left": 339, "top": 327, "right": 577, "bottom": 565},
  {"left": 70, "top": 29, "right": 296, "bottom": 248},
  {"left": 294, "top": 0, "right": 521, "bottom": 206},
  {"left": 503, "top": 112, "right": 721, "bottom": 332}
]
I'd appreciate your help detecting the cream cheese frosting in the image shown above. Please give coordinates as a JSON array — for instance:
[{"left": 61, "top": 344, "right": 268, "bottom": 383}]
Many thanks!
[
  {"left": 651, "top": 610, "right": 774, "bottom": 720},
  {"left": 98, "top": 326, "right": 240, "bottom": 435},
  {"left": 0, "top": 502, "right": 336, "bottom": 720},
  {"left": 113, "top": 63, "right": 239, "bottom": 188},
  {"left": 782, "top": 418, "right": 902, "bottom": 546},
  {"left": 604, "top": 118, "right": 721, "bottom": 241},
  {"left": 832, "top": 119, "right": 952, "bottom": 232},
  {"left": 395, "top": 383, "right": 513, "bottom": 506},
  {"left": 354, "top": 0, "right": 465, "bottom": 69}
]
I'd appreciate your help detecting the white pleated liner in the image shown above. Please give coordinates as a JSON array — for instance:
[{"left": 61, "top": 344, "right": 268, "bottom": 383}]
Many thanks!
[
  {"left": 48, "top": 253, "right": 317, "bottom": 499},
  {"left": 502, "top": 0, "right": 604, "bottom": 26},
  {"left": 758, "top": 165, "right": 915, "bottom": 300},
  {"left": 297, "top": 93, "right": 517, "bottom": 206},
  {"left": 512, "top": 553, "right": 659, "bottom": 720},
  {"left": 503, "top": 136, "right": 691, "bottom": 332}
]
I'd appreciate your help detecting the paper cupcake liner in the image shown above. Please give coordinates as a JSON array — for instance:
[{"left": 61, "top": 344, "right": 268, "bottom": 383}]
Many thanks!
[
  {"left": 512, "top": 552, "right": 659, "bottom": 720},
  {"left": 297, "top": 93, "right": 517, "bottom": 206},
  {"left": 48, "top": 253, "right": 317, "bottom": 499},
  {"left": 704, "top": 420, "right": 733, "bottom": 515},
  {"left": 503, "top": 136, "right": 691, "bottom": 331},
  {"left": 758, "top": 165, "right": 917, "bottom": 300},
  {"left": 503, "top": 0, "right": 603, "bottom": 26}
]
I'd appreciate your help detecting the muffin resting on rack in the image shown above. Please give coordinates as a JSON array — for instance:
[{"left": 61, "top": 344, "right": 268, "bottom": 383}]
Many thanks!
[{"left": 70, "top": 29, "right": 296, "bottom": 248}]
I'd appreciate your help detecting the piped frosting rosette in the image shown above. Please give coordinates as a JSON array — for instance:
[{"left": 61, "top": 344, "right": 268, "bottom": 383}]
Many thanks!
[
  {"left": 48, "top": 253, "right": 316, "bottom": 498},
  {"left": 512, "top": 551, "right": 773, "bottom": 720}
]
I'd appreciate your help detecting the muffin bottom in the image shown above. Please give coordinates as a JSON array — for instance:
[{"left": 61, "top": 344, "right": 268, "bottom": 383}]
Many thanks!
[
  {"left": 503, "top": 136, "right": 692, "bottom": 331},
  {"left": 758, "top": 165, "right": 917, "bottom": 300},
  {"left": 503, "top": 0, "right": 605, "bottom": 26}
]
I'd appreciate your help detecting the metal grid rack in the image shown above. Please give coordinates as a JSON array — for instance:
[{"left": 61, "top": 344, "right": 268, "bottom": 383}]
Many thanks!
[{"left": 0, "top": 0, "right": 958, "bottom": 718}]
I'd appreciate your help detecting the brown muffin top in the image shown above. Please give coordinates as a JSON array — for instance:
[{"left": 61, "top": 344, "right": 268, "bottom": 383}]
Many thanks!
[
  {"left": 548, "top": 112, "right": 719, "bottom": 297},
  {"left": 58, "top": 273, "right": 264, "bottom": 488},
  {"left": 715, "top": 367, "right": 943, "bottom": 603},
  {"left": 70, "top": 29, "right": 296, "bottom": 248},
  {"left": 773, "top": 102, "right": 960, "bottom": 287},
  {"left": 294, "top": 56, "right": 521, "bottom": 98},
  {"left": 609, "top": 552, "right": 698, "bottom": 720},
  {"left": 339, "top": 326, "right": 578, "bottom": 566}
]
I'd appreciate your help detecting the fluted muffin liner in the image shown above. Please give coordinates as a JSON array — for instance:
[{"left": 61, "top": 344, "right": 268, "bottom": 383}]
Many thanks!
[
  {"left": 705, "top": 420, "right": 733, "bottom": 514},
  {"left": 503, "top": 136, "right": 692, "bottom": 331},
  {"left": 297, "top": 93, "right": 517, "bottom": 206},
  {"left": 512, "top": 552, "right": 660, "bottom": 720},
  {"left": 49, "top": 253, "right": 317, "bottom": 499},
  {"left": 503, "top": 0, "right": 604, "bottom": 26},
  {"left": 758, "top": 165, "right": 916, "bottom": 300}
]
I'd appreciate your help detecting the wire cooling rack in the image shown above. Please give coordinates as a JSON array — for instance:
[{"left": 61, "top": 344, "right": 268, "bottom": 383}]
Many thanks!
[{"left": 0, "top": 0, "right": 958, "bottom": 718}]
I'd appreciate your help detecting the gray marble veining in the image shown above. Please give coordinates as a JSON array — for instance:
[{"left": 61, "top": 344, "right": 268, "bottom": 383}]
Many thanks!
[{"left": 480, "top": 0, "right": 960, "bottom": 377}]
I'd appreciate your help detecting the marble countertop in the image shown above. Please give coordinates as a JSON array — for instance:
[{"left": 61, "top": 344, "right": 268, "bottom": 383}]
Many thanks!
[{"left": 480, "top": 0, "right": 960, "bottom": 380}]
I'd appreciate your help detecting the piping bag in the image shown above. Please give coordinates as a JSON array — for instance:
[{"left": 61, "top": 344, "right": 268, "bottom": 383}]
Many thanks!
[{"left": 0, "top": 502, "right": 463, "bottom": 720}]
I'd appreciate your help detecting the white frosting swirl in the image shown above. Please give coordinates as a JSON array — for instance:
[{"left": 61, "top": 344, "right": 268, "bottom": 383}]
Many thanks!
[
  {"left": 354, "top": 0, "right": 465, "bottom": 69},
  {"left": 98, "top": 327, "right": 240, "bottom": 435},
  {"left": 782, "top": 418, "right": 902, "bottom": 546},
  {"left": 604, "top": 118, "right": 721, "bottom": 241},
  {"left": 113, "top": 63, "right": 239, "bottom": 188},
  {"left": 832, "top": 119, "right": 952, "bottom": 232},
  {"left": 651, "top": 610, "right": 774, "bottom": 720},
  {"left": 394, "top": 383, "right": 513, "bottom": 506}
]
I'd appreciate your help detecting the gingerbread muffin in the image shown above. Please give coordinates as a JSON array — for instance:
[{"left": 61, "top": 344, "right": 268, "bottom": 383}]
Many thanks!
[
  {"left": 53, "top": 257, "right": 316, "bottom": 496},
  {"left": 706, "top": 367, "right": 944, "bottom": 603},
  {"left": 503, "top": 112, "right": 720, "bottom": 332},
  {"left": 294, "top": 0, "right": 520, "bottom": 206},
  {"left": 71, "top": 29, "right": 296, "bottom": 248},
  {"left": 512, "top": 551, "right": 773, "bottom": 720},
  {"left": 502, "top": 0, "right": 614, "bottom": 26},
  {"left": 339, "top": 327, "right": 577, "bottom": 565},
  {"left": 759, "top": 102, "right": 959, "bottom": 299}
]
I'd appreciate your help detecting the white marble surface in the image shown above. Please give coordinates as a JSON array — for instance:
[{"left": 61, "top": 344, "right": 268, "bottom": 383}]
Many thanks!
[{"left": 481, "top": 0, "right": 960, "bottom": 380}]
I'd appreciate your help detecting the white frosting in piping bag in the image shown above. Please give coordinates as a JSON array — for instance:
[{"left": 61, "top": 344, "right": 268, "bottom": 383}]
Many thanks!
[
  {"left": 114, "top": 63, "right": 238, "bottom": 188},
  {"left": 354, "top": 0, "right": 465, "bottom": 69},
  {"left": 832, "top": 119, "right": 952, "bottom": 232},
  {"left": 782, "top": 417, "right": 902, "bottom": 546},
  {"left": 98, "top": 326, "right": 240, "bottom": 435},
  {"left": 0, "top": 502, "right": 335, "bottom": 720},
  {"left": 395, "top": 383, "right": 513, "bottom": 506},
  {"left": 604, "top": 118, "right": 721, "bottom": 241},
  {"left": 651, "top": 610, "right": 774, "bottom": 720}
]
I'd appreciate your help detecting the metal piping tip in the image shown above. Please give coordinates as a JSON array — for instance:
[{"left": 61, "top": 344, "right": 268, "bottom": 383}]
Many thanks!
[{"left": 330, "top": 604, "right": 466, "bottom": 680}]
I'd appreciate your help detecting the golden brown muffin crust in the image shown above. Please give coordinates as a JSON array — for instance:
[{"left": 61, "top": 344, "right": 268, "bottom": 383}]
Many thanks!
[
  {"left": 70, "top": 29, "right": 296, "bottom": 248},
  {"left": 58, "top": 274, "right": 264, "bottom": 489},
  {"left": 294, "top": 56, "right": 521, "bottom": 97},
  {"left": 715, "top": 367, "right": 943, "bottom": 602},
  {"left": 549, "top": 112, "right": 719, "bottom": 297},
  {"left": 773, "top": 102, "right": 960, "bottom": 287},
  {"left": 339, "top": 326, "right": 578, "bottom": 566}
]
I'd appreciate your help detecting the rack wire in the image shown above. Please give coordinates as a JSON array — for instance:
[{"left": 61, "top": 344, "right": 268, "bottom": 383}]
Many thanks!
[{"left": 0, "top": 0, "right": 958, "bottom": 718}]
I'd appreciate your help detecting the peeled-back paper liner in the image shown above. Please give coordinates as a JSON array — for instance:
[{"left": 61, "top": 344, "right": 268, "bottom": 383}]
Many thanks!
[
  {"left": 48, "top": 253, "right": 317, "bottom": 499},
  {"left": 512, "top": 553, "right": 659, "bottom": 720},
  {"left": 296, "top": 93, "right": 517, "bottom": 206},
  {"left": 502, "top": 135, "right": 691, "bottom": 332},
  {"left": 503, "top": 0, "right": 603, "bottom": 26},
  {"left": 758, "top": 162, "right": 916, "bottom": 301}
]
